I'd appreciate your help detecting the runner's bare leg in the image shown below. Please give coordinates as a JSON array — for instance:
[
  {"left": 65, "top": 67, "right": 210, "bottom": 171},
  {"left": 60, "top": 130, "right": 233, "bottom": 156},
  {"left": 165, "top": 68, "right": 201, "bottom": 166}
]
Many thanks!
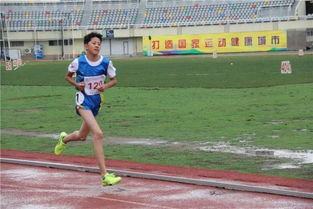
[
  {"left": 78, "top": 109, "right": 106, "bottom": 175},
  {"left": 63, "top": 121, "right": 90, "bottom": 143}
]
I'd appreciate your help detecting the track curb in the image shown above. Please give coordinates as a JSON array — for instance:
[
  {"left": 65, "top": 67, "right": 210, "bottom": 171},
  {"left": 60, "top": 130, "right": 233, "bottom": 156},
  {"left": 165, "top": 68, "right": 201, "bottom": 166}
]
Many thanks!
[{"left": 1, "top": 157, "right": 312, "bottom": 199}]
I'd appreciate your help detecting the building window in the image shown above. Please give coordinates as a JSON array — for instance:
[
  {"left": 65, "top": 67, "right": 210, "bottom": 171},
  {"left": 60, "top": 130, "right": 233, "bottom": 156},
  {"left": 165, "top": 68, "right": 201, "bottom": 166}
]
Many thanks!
[
  {"left": 5, "top": 41, "right": 24, "bottom": 47},
  {"left": 49, "top": 39, "right": 73, "bottom": 46},
  {"left": 11, "top": 41, "right": 24, "bottom": 47},
  {"left": 49, "top": 40, "right": 58, "bottom": 46}
]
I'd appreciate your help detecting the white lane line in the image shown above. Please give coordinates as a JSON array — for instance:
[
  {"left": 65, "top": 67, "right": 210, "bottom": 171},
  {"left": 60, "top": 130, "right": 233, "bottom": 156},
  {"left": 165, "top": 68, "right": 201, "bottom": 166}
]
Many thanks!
[{"left": 94, "top": 196, "right": 178, "bottom": 209}]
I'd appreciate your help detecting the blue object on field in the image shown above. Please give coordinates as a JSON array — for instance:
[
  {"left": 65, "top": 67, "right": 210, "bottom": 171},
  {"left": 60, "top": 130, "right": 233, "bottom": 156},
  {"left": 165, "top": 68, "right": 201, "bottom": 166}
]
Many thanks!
[{"left": 33, "top": 44, "right": 44, "bottom": 59}]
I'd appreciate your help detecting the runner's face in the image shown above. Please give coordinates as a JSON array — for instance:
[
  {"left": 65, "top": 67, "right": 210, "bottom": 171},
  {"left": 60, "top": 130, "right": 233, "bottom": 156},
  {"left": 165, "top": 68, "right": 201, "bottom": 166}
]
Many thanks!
[{"left": 85, "top": 37, "right": 101, "bottom": 56}]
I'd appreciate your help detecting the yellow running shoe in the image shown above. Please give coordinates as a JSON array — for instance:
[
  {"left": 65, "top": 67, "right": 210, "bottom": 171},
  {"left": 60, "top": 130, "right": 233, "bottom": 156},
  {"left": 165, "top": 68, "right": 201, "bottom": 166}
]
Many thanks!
[
  {"left": 54, "top": 132, "right": 67, "bottom": 155},
  {"left": 102, "top": 173, "right": 122, "bottom": 186}
]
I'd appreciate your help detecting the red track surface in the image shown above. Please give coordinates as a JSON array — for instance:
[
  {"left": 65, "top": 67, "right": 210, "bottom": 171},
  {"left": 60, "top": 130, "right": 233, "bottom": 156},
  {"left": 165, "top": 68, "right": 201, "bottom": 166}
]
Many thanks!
[{"left": 1, "top": 150, "right": 313, "bottom": 209}]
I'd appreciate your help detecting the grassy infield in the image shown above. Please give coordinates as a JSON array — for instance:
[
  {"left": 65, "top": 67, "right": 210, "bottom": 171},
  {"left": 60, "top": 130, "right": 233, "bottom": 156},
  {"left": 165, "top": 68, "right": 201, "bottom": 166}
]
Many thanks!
[{"left": 1, "top": 54, "right": 313, "bottom": 179}]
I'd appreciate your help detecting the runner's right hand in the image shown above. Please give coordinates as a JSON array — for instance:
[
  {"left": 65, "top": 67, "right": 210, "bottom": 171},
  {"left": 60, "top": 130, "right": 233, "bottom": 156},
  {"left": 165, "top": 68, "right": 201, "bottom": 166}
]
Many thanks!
[{"left": 76, "top": 82, "right": 85, "bottom": 91}]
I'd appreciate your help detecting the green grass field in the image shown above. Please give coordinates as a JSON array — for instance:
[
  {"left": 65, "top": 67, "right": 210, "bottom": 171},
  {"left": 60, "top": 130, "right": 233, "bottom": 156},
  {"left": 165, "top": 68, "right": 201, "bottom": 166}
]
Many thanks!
[
  {"left": 2, "top": 55, "right": 313, "bottom": 88},
  {"left": 1, "top": 54, "right": 313, "bottom": 179}
]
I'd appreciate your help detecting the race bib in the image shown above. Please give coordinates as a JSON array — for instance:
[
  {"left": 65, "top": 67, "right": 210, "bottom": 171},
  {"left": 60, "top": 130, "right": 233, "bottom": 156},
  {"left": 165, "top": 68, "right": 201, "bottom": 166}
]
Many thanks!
[{"left": 84, "top": 75, "right": 105, "bottom": 95}]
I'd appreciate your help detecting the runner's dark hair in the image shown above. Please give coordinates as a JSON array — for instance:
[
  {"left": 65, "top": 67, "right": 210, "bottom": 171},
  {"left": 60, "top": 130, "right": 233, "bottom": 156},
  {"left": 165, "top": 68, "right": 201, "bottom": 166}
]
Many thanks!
[{"left": 84, "top": 32, "right": 103, "bottom": 44}]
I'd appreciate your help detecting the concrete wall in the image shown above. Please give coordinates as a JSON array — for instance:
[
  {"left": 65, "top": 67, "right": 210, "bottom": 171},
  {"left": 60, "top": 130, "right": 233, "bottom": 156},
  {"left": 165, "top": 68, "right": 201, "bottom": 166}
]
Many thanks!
[
  {"left": 287, "top": 29, "right": 307, "bottom": 49},
  {"left": 101, "top": 38, "right": 135, "bottom": 56}
]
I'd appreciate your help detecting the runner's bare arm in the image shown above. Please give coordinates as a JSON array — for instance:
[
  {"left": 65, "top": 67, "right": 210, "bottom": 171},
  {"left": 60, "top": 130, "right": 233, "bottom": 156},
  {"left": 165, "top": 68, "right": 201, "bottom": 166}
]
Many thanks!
[
  {"left": 65, "top": 72, "right": 85, "bottom": 91},
  {"left": 97, "top": 77, "right": 117, "bottom": 92}
]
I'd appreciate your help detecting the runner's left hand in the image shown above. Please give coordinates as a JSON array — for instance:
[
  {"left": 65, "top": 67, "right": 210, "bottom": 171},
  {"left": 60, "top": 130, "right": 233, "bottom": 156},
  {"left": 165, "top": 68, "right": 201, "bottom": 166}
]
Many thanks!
[{"left": 97, "top": 84, "right": 106, "bottom": 92}]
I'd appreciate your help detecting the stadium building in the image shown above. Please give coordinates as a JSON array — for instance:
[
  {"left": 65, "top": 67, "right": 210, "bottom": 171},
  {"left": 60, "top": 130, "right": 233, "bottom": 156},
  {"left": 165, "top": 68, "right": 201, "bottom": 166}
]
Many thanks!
[{"left": 0, "top": 0, "right": 313, "bottom": 60}]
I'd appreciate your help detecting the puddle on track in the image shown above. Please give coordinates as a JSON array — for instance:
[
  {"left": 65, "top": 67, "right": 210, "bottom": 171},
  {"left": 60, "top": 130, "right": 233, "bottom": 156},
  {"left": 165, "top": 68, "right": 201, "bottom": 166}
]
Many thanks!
[{"left": 198, "top": 142, "right": 313, "bottom": 169}]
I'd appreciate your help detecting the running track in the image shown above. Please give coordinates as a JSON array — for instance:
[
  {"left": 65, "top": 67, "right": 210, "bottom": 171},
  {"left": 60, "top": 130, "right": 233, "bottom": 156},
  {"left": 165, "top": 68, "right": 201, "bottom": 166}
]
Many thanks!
[{"left": 1, "top": 150, "right": 313, "bottom": 209}]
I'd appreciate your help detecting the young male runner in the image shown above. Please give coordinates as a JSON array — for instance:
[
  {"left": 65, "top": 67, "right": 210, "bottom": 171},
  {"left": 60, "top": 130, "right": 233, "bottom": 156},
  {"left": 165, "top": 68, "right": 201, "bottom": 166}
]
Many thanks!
[{"left": 54, "top": 32, "right": 121, "bottom": 186}]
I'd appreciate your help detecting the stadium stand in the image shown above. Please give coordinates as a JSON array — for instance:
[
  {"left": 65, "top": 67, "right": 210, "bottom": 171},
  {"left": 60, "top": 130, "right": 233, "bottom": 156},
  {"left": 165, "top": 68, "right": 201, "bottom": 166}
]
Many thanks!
[
  {"left": 5, "top": 9, "right": 83, "bottom": 31},
  {"left": 88, "top": 7, "right": 138, "bottom": 29},
  {"left": 142, "top": 0, "right": 296, "bottom": 27},
  {"left": 0, "top": 0, "right": 301, "bottom": 31}
]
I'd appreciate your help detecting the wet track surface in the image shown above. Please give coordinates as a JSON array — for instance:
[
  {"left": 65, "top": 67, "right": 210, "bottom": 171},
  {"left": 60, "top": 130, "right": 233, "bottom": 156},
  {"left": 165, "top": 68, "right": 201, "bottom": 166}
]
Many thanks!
[{"left": 2, "top": 162, "right": 313, "bottom": 209}]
